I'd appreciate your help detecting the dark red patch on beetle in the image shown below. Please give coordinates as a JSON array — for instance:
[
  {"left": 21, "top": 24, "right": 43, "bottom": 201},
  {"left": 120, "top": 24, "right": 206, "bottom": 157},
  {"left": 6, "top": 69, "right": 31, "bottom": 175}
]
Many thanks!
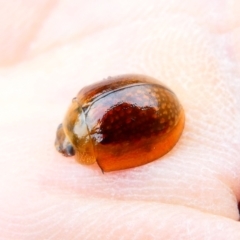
[
  {"left": 87, "top": 84, "right": 180, "bottom": 145},
  {"left": 100, "top": 104, "right": 168, "bottom": 144}
]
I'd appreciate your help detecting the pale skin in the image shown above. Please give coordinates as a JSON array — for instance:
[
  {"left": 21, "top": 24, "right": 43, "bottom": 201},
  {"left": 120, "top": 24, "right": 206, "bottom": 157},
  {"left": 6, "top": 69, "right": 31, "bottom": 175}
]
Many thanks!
[{"left": 1, "top": 0, "right": 240, "bottom": 239}]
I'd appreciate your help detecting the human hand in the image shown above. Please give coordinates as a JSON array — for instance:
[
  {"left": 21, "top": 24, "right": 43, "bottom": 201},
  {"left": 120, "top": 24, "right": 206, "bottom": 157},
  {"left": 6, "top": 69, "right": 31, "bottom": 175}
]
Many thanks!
[{"left": 1, "top": 0, "right": 240, "bottom": 239}]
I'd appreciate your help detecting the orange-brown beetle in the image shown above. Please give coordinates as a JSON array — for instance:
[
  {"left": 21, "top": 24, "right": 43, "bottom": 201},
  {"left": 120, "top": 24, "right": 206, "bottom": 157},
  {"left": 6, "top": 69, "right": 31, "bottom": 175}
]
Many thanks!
[{"left": 55, "top": 74, "right": 185, "bottom": 172}]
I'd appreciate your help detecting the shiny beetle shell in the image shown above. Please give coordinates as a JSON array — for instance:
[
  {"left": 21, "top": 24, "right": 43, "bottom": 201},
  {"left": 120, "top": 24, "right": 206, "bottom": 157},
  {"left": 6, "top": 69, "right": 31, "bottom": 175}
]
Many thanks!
[{"left": 55, "top": 74, "right": 185, "bottom": 172}]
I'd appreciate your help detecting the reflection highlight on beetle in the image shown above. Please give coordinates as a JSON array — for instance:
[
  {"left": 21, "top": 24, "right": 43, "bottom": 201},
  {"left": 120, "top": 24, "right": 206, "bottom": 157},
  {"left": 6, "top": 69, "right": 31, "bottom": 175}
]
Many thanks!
[{"left": 55, "top": 74, "right": 185, "bottom": 172}]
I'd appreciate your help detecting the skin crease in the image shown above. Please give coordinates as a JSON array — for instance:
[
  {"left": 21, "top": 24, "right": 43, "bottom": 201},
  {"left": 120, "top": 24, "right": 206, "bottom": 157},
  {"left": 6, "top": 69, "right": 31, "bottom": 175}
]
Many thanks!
[{"left": 0, "top": 0, "right": 240, "bottom": 239}]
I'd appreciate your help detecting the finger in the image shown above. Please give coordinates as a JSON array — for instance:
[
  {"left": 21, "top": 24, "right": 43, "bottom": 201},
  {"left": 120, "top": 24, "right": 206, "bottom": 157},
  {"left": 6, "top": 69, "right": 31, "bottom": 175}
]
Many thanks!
[
  {"left": 1, "top": 193, "right": 240, "bottom": 240},
  {"left": 0, "top": 0, "right": 57, "bottom": 66}
]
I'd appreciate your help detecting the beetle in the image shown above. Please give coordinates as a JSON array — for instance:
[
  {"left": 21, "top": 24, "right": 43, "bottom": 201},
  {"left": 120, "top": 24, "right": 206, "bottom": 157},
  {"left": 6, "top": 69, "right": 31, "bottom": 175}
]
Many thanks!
[{"left": 55, "top": 74, "right": 185, "bottom": 172}]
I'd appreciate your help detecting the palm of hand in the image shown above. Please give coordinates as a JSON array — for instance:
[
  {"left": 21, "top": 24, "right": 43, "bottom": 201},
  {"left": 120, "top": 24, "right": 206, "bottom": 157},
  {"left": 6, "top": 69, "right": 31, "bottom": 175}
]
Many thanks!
[{"left": 1, "top": 1, "right": 240, "bottom": 239}]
